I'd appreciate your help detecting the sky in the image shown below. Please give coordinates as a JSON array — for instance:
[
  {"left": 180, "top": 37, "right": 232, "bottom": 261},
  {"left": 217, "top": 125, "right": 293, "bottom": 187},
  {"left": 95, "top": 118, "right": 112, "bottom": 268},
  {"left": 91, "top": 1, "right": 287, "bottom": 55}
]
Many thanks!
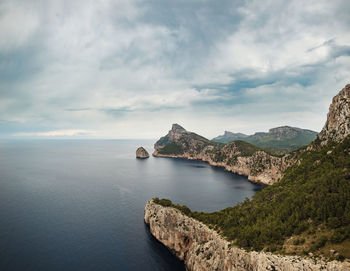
[{"left": 0, "top": 0, "right": 350, "bottom": 139}]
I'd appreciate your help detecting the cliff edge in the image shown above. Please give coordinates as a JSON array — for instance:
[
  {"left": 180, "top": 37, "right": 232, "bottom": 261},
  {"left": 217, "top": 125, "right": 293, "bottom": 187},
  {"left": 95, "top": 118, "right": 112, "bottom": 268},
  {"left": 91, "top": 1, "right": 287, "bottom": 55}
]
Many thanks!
[
  {"left": 144, "top": 200, "right": 349, "bottom": 271},
  {"left": 318, "top": 84, "right": 350, "bottom": 145}
]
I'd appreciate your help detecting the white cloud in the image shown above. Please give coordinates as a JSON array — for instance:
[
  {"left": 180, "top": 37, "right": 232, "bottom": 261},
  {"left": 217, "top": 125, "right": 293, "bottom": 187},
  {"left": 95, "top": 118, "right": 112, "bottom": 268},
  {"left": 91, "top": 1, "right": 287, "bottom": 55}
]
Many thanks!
[
  {"left": 0, "top": 0, "right": 349, "bottom": 139},
  {"left": 0, "top": 1, "right": 39, "bottom": 50},
  {"left": 14, "top": 129, "right": 95, "bottom": 137}
]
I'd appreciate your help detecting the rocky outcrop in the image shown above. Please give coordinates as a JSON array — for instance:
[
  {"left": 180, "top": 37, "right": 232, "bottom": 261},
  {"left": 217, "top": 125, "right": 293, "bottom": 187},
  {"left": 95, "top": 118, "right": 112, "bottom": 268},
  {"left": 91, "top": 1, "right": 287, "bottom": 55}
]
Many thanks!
[
  {"left": 153, "top": 125, "right": 295, "bottom": 185},
  {"left": 318, "top": 84, "right": 350, "bottom": 145},
  {"left": 144, "top": 200, "right": 349, "bottom": 271},
  {"left": 136, "top": 147, "right": 149, "bottom": 158}
]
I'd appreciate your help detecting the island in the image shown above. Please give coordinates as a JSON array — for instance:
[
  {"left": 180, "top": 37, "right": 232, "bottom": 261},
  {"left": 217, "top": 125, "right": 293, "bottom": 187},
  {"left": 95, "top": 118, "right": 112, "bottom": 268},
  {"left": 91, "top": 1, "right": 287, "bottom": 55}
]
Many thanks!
[{"left": 136, "top": 147, "right": 149, "bottom": 159}]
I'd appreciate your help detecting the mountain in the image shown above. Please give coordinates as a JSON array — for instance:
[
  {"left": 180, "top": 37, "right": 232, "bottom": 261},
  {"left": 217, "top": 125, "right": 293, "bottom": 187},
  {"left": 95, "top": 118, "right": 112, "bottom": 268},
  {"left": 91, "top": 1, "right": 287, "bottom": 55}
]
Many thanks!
[
  {"left": 213, "top": 126, "right": 318, "bottom": 154},
  {"left": 154, "top": 124, "right": 296, "bottom": 185},
  {"left": 147, "top": 84, "right": 350, "bottom": 266},
  {"left": 212, "top": 131, "right": 248, "bottom": 143}
]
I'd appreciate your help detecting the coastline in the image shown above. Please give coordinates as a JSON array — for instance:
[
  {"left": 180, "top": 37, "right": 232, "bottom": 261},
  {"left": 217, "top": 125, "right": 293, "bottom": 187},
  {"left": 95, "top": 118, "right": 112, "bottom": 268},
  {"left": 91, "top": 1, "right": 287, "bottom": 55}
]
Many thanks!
[
  {"left": 152, "top": 154, "right": 267, "bottom": 187},
  {"left": 144, "top": 200, "right": 350, "bottom": 271},
  {"left": 153, "top": 151, "right": 292, "bottom": 185}
]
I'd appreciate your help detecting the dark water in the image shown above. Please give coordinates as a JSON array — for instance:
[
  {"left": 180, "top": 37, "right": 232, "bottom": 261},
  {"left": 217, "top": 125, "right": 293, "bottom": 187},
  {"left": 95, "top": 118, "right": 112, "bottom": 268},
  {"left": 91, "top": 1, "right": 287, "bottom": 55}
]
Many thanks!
[{"left": 0, "top": 140, "right": 263, "bottom": 271}]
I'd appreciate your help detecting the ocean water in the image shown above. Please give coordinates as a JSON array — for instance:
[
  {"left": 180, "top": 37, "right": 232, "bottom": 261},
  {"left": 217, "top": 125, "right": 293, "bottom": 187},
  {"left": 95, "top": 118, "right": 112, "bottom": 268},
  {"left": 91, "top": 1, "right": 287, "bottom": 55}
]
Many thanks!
[{"left": 0, "top": 140, "right": 263, "bottom": 271}]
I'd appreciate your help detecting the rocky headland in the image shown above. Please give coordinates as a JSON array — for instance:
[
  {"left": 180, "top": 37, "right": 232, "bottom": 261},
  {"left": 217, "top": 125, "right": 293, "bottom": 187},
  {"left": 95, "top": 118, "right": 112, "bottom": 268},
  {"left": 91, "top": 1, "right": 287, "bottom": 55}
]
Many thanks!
[
  {"left": 152, "top": 86, "right": 350, "bottom": 185},
  {"left": 145, "top": 84, "right": 350, "bottom": 270},
  {"left": 153, "top": 124, "right": 296, "bottom": 185},
  {"left": 144, "top": 200, "right": 349, "bottom": 271}
]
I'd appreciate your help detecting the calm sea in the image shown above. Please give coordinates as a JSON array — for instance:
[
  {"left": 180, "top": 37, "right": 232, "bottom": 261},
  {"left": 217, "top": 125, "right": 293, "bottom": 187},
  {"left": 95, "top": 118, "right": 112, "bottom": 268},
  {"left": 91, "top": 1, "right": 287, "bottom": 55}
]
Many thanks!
[{"left": 0, "top": 140, "right": 262, "bottom": 271}]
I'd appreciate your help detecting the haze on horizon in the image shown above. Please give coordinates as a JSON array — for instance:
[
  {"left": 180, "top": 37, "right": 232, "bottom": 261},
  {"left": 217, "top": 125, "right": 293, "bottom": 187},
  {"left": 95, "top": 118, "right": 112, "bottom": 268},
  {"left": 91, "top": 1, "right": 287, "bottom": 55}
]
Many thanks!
[{"left": 0, "top": 0, "right": 350, "bottom": 139}]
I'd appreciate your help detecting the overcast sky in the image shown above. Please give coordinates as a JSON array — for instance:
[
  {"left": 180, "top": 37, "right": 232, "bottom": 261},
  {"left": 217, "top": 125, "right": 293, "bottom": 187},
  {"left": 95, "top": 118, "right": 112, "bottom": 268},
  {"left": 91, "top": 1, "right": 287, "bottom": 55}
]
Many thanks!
[{"left": 1, "top": 0, "right": 350, "bottom": 139}]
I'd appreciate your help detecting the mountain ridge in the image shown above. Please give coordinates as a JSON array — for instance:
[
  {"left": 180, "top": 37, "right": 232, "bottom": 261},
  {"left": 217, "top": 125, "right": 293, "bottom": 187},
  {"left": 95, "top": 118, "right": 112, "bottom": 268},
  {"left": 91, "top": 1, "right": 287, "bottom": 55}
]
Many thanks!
[{"left": 212, "top": 126, "right": 318, "bottom": 154}]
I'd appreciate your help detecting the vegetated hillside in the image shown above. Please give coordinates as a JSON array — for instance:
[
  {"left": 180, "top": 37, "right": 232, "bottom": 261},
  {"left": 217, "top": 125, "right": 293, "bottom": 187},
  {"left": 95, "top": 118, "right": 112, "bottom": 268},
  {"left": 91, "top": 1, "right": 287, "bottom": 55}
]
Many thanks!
[
  {"left": 212, "top": 126, "right": 318, "bottom": 155},
  {"left": 155, "top": 123, "right": 215, "bottom": 156},
  {"left": 152, "top": 84, "right": 350, "bottom": 260},
  {"left": 212, "top": 131, "right": 248, "bottom": 143},
  {"left": 153, "top": 124, "right": 294, "bottom": 184},
  {"left": 154, "top": 136, "right": 350, "bottom": 260}
]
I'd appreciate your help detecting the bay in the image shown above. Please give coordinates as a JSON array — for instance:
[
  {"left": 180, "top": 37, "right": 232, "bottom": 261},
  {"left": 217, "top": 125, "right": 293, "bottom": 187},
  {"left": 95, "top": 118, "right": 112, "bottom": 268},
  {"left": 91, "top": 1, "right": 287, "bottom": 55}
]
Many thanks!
[{"left": 0, "top": 140, "right": 262, "bottom": 270}]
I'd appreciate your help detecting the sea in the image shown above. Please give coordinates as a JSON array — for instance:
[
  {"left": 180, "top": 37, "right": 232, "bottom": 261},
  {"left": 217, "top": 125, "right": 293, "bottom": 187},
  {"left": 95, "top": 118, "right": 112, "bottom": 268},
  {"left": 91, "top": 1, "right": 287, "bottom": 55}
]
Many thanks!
[{"left": 0, "top": 139, "right": 263, "bottom": 271}]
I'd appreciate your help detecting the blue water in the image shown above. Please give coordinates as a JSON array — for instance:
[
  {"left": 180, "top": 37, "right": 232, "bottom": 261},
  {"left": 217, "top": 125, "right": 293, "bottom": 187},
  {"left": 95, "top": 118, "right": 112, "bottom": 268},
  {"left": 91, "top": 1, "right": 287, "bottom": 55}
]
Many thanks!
[{"left": 0, "top": 140, "right": 263, "bottom": 271}]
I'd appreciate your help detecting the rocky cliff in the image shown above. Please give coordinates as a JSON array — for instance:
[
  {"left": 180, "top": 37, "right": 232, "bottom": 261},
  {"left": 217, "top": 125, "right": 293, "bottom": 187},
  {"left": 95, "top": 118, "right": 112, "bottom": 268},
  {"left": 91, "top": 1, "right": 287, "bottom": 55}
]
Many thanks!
[
  {"left": 318, "top": 84, "right": 350, "bottom": 145},
  {"left": 144, "top": 200, "right": 349, "bottom": 271},
  {"left": 153, "top": 124, "right": 295, "bottom": 185}
]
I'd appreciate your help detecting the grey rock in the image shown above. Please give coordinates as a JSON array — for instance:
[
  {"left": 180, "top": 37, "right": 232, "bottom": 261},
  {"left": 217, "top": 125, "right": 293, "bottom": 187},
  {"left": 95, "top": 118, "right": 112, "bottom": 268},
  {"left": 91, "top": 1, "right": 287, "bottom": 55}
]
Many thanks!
[
  {"left": 144, "top": 200, "right": 350, "bottom": 271},
  {"left": 136, "top": 147, "right": 149, "bottom": 159}
]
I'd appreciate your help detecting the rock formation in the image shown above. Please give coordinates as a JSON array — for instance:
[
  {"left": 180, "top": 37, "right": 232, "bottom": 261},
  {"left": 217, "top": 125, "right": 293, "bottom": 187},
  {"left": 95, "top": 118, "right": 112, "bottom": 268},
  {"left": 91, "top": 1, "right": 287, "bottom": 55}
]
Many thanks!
[
  {"left": 153, "top": 124, "right": 295, "bottom": 185},
  {"left": 145, "top": 84, "right": 350, "bottom": 270},
  {"left": 136, "top": 147, "right": 149, "bottom": 158},
  {"left": 318, "top": 84, "right": 350, "bottom": 145},
  {"left": 144, "top": 200, "right": 349, "bottom": 271}
]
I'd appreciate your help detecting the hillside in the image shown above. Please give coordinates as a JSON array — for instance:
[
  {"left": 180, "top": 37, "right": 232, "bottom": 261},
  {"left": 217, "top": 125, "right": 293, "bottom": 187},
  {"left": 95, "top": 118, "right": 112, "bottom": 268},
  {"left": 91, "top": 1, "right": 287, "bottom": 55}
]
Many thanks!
[
  {"left": 153, "top": 124, "right": 295, "bottom": 185},
  {"left": 149, "top": 84, "right": 350, "bottom": 261},
  {"left": 212, "top": 131, "right": 248, "bottom": 143},
  {"left": 157, "top": 135, "right": 350, "bottom": 259},
  {"left": 213, "top": 126, "right": 318, "bottom": 154}
]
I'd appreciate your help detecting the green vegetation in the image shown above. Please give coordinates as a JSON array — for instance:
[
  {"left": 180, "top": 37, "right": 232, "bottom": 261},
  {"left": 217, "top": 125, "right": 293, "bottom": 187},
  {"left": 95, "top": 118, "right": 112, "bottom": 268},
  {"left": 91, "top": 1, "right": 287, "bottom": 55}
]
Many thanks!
[
  {"left": 153, "top": 198, "right": 191, "bottom": 215},
  {"left": 157, "top": 142, "right": 184, "bottom": 155},
  {"left": 153, "top": 136, "right": 350, "bottom": 258},
  {"left": 245, "top": 131, "right": 317, "bottom": 154},
  {"left": 232, "top": 140, "right": 266, "bottom": 156},
  {"left": 212, "top": 127, "right": 318, "bottom": 155}
]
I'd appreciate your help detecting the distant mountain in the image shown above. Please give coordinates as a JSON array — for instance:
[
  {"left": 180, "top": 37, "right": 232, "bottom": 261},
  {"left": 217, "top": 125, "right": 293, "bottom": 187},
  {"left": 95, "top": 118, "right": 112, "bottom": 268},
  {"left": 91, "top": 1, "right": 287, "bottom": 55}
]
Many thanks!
[
  {"left": 213, "top": 126, "right": 318, "bottom": 154},
  {"left": 212, "top": 131, "right": 248, "bottom": 143}
]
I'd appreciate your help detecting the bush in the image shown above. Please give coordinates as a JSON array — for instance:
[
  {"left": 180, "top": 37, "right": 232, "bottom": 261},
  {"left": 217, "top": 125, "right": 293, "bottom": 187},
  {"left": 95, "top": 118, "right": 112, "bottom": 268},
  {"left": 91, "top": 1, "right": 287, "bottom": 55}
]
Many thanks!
[
  {"left": 153, "top": 198, "right": 172, "bottom": 207},
  {"left": 158, "top": 143, "right": 184, "bottom": 155},
  {"left": 311, "top": 236, "right": 328, "bottom": 251},
  {"left": 331, "top": 228, "right": 347, "bottom": 243}
]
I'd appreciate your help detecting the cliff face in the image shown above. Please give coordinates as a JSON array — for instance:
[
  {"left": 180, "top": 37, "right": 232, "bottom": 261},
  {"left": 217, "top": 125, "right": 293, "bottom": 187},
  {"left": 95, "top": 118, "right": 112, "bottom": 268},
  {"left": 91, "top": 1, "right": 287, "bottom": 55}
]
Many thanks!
[
  {"left": 153, "top": 125, "right": 295, "bottom": 185},
  {"left": 144, "top": 200, "right": 349, "bottom": 271},
  {"left": 318, "top": 84, "right": 350, "bottom": 145}
]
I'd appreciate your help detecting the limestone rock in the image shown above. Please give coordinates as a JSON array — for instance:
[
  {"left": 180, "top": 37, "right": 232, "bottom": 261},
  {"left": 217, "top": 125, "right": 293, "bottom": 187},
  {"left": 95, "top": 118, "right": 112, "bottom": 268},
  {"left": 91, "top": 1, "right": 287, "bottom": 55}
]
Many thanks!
[
  {"left": 318, "top": 84, "right": 350, "bottom": 145},
  {"left": 153, "top": 124, "right": 294, "bottom": 185},
  {"left": 136, "top": 147, "right": 149, "bottom": 159},
  {"left": 144, "top": 200, "right": 350, "bottom": 271}
]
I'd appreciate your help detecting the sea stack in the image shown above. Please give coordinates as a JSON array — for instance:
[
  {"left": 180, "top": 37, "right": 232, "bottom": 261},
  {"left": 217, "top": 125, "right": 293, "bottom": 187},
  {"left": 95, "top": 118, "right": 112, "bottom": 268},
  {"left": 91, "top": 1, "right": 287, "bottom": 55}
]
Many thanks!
[{"left": 136, "top": 147, "right": 149, "bottom": 159}]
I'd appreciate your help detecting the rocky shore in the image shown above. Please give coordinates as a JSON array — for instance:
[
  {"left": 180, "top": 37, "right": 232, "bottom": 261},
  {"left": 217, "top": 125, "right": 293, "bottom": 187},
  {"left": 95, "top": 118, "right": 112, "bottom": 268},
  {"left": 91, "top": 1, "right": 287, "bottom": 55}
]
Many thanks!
[
  {"left": 153, "top": 126, "right": 295, "bottom": 185},
  {"left": 144, "top": 200, "right": 350, "bottom": 271}
]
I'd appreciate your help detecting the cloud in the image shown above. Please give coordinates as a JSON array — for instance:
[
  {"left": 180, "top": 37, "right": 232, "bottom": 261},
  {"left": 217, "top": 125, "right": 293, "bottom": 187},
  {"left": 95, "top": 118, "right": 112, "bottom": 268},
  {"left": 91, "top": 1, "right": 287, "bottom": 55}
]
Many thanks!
[
  {"left": 14, "top": 129, "right": 95, "bottom": 137},
  {"left": 0, "top": 0, "right": 349, "bottom": 138}
]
